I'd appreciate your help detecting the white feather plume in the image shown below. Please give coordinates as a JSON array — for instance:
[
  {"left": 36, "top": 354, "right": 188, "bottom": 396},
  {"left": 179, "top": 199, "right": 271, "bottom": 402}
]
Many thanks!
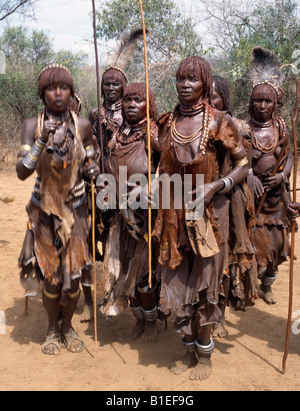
[
  {"left": 108, "top": 27, "right": 148, "bottom": 71},
  {"left": 250, "top": 46, "right": 284, "bottom": 89}
]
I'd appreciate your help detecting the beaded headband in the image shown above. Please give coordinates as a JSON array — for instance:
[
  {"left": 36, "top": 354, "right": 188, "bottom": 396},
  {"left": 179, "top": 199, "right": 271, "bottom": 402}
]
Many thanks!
[
  {"left": 252, "top": 80, "right": 279, "bottom": 97},
  {"left": 102, "top": 66, "right": 127, "bottom": 82},
  {"left": 38, "top": 64, "right": 72, "bottom": 80}
]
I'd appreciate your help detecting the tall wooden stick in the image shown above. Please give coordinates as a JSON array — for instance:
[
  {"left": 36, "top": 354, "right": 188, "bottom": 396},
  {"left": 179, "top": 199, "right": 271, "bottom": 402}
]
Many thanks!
[
  {"left": 91, "top": 0, "right": 104, "bottom": 346},
  {"left": 91, "top": 177, "right": 98, "bottom": 347},
  {"left": 138, "top": 0, "right": 152, "bottom": 288},
  {"left": 92, "top": 0, "right": 105, "bottom": 175},
  {"left": 89, "top": 158, "right": 98, "bottom": 347},
  {"left": 282, "top": 79, "right": 300, "bottom": 374}
]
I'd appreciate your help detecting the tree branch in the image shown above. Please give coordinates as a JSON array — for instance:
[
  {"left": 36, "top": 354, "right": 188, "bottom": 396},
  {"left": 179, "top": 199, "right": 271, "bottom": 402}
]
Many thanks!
[{"left": 0, "top": 0, "right": 36, "bottom": 22}]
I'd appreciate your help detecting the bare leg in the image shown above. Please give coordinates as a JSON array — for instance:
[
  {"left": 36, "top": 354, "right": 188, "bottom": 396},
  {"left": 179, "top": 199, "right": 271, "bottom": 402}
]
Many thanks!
[
  {"left": 42, "top": 284, "right": 61, "bottom": 355},
  {"left": 81, "top": 284, "right": 93, "bottom": 322},
  {"left": 128, "top": 297, "right": 145, "bottom": 340},
  {"left": 170, "top": 334, "right": 198, "bottom": 375},
  {"left": 261, "top": 269, "right": 277, "bottom": 305},
  {"left": 190, "top": 324, "right": 214, "bottom": 381},
  {"left": 61, "top": 279, "right": 84, "bottom": 353},
  {"left": 213, "top": 276, "right": 229, "bottom": 338},
  {"left": 139, "top": 285, "right": 159, "bottom": 344}
]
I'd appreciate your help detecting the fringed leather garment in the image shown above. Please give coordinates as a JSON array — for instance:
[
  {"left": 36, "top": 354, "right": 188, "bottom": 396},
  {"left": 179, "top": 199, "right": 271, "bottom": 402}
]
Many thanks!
[
  {"left": 97, "top": 120, "right": 159, "bottom": 316},
  {"left": 153, "top": 106, "right": 244, "bottom": 334},
  {"left": 252, "top": 118, "right": 291, "bottom": 274},
  {"left": 228, "top": 118, "right": 258, "bottom": 307},
  {"left": 18, "top": 110, "right": 92, "bottom": 299}
]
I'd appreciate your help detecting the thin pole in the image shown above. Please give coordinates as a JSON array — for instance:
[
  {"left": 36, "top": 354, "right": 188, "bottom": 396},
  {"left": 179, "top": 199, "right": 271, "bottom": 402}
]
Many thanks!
[
  {"left": 138, "top": 0, "right": 152, "bottom": 288},
  {"left": 91, "top": 0, "right": 104, "bottom": 346},
  {"left": 92, "top": 0, "right": 105, "bottom": 175},
  {"left": 89, "top": 158, "right": 98, "bottom": 347},
  {"left": 282, "top": 79, "right": 300, "bottom": 374},
  {"left": 91, "top": 176, "right": 98, "bottom": 347}
]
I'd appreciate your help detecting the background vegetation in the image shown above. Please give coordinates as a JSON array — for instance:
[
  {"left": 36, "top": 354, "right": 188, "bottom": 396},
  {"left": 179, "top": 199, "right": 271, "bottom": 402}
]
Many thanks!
[{"left": 0, "top": 0, "right": 299, "bottom": 164}]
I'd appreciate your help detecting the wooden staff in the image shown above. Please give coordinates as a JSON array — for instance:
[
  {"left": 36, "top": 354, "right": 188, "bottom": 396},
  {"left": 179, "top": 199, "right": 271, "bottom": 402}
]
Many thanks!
[
  {"left": 91, "top": 0, "right": 105, "bottom": 346},
  {"left": 92, "top": 0, "right": 105, "bottom": 175},
  {"left": 89, "top": 160, "right": 98, "bottom": 347},
  {"left": 282, "top": 79, "right": 300, "bottom": 374},
  {"left": 138, "top": 0, "right": 153, "bottom": 289}
]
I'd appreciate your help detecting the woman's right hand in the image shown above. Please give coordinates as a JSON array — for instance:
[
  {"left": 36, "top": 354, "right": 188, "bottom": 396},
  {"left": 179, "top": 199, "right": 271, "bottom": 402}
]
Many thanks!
[
  {"left": 253, "top": 176, "right": 264, "bottom": 198},
  {"left": 287, "top": 202, "right": 300, "bottom": 220},
  {"left": 41, "top": 117, "right": 58, "bottom": 143}
]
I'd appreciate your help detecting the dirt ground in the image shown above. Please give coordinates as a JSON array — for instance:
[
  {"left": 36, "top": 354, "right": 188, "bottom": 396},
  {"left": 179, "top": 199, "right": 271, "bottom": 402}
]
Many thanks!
[{"left": 0, "top": 165, "right": 299, "bottom": 392}]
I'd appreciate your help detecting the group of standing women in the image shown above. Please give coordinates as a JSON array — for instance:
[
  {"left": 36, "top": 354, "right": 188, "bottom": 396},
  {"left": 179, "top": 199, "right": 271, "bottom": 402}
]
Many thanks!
[{"left": 16, "top": 44, "right": 295, "bottom": 382}]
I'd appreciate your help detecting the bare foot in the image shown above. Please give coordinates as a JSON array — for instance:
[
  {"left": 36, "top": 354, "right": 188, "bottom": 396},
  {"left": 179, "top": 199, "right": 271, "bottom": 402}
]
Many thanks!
[
  {"left": 62, "top": 328, "right": 85, "bottom": 353},
  {"left": 189, "top": 356, "right": 212, "bottom": 381},
  {"left": 126, "top": 319, "right": 145, "bottom": 340},
  {"left": 260, "top": 285, "right": 277, "bottom": 305},
  {"left": 139, "top": 321, "right": 159, "bottom": 344},
  {"left": 170, "top": 351, "right": 198, "bottom": 375},
  {"left": 81, "top": 303, "right": 93, "bottom": 323},
  {"left": 42, "top": 333, "right": 61, "bottom": 355},
  {"left": 212, "top": 321, "right": 228, "bottom": 338}
]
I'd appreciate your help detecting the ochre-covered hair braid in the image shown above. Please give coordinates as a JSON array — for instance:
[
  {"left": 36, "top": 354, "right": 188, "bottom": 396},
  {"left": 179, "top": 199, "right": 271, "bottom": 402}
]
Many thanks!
[
  {"left": 176, "top": 56, "right": 213, "bottom": 105},
  {"left": 122, "top": 82, "right": 158, "bottom": 122}
]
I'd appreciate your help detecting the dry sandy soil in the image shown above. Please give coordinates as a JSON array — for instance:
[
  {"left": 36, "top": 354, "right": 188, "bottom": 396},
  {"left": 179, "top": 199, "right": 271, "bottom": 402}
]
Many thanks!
[{"left": 0, "top": 165, "right": 299, "bottom": 392}]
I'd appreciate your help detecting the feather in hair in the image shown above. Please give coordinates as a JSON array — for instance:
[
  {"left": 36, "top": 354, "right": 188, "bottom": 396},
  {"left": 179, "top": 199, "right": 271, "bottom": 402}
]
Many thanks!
[
  {"left": 107, "top": 27, "right": 149, "bottom": 72},
  {"left": 250, "top": 46, "right": 284, "bottom": 90}
]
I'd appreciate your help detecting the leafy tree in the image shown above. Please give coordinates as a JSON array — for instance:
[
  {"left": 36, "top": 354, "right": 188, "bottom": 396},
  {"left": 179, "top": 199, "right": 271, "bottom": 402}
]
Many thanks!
[{"left": 0, "top": 26, "right": 54, "bottom": 68}]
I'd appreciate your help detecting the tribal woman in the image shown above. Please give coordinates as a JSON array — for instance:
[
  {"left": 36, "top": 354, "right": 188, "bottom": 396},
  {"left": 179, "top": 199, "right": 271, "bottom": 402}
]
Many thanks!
[
  {"left": 97, "top": 82, "right": 161, "bottom": 344},
  {"left": 88, "top": 28, "right": 145, "bottom": 167},
  {"left": 83, "top": 65, "right": 127, "bottom": 321},
  {"left": 85, "top": 29, "right": 145, "bottom": 321},
  {"left": 249, "top": 89, "right": 293, "bottom": 303},
  {"left": 89, "top": 66, "right": 127, "bottom": 164},
  {"left": 153, "top": 57, "right": 249, "bottom": 381},
  {"left": 211, "top": 76, "right": 257, "bottom": 338},
  {"left": 16, "top": 64, "right": 99, "bottom": 355},
  {"left": 249, "top": 47, "right": 293, "bottom": 305}
]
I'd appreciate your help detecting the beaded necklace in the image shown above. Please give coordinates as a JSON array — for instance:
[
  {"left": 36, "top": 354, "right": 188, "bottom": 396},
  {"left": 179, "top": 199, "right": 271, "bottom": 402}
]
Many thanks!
[
  {"left": 179, "top": 100, "right": 204, "bottom": 117},
  {"left": 251, "top": 117, "right": 286, "bottom": 155},
  {"left": 251, "top": 118, "right": 273, "bottom": 128},
  {"left": 116, "top": 118, "right": 151, "bottom": 145},
  {"left": 104, "top": 99, "right": 122, "bottom": 112},
  {"left": 170, "top": 103, "right": 212, "bottom": 155}
]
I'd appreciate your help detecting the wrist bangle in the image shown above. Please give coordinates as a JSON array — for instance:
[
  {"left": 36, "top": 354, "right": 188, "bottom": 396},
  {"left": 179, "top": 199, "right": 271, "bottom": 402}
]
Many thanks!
[
  {"left": 219, "top": 176, "right": 234, "bottom": 194},
  {"left": 280, "top": 172, "right": 285, "bottom": 182},
  {"left": 22, "top": 137, "right": 46, "bottom": 170},
  {"left": 38, "top": 136, "right": 47, "bottom": 145},
  {"left": 84, "top": 144, "right": 95, "bottom": 158}
]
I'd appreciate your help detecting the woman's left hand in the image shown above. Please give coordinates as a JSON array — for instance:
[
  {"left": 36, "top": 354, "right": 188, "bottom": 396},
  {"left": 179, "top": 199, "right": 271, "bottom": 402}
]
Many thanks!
[
  {"left": 83, "top": 159, "right": 100, "bottom": 181},
  {"left": 188, "top": 182, "right": 219, "bottom": 210},
  {"left": 263, "top": 173, "right": 284, "bottom": 191}
]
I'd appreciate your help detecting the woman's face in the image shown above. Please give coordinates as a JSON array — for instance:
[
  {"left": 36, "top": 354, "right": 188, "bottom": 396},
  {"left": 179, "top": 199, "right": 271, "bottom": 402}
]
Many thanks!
[
  {"left": 176, "top": 72, "right": 204, "bottom": 106},
  {"left": 44, "top": 84, "right": 71, "bottom": 114},
  {"left": 212, "top": 82, "right": 224, "bottom": 110},
  {"left": 103, "top": 76, "right": 123, "bottom": 103},
  {"left": 252, "top": 98, "right": 275, "bottom": 122},
  {"left": 123, "top": 94, "right": 147, "bottom": 124}
]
